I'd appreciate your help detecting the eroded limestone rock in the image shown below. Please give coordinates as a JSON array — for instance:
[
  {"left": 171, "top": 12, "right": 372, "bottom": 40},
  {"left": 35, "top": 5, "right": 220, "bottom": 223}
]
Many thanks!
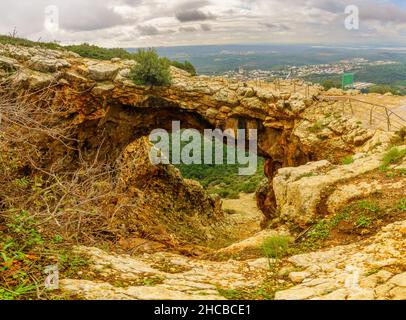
[
  {"left": 275, "top": 220, "right": 406, "bottom": 300},
  {"left": 273, "top": 146, "right": 405, "bottom": 226},
  {"left": 88, "top": 62, "right": 121, "bottom": 81}
]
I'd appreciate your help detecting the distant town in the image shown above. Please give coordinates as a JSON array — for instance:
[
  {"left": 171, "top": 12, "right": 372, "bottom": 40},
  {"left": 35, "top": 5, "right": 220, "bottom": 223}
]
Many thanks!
[{"left": 222, "top": 58, "right": 398, "bottom": 90}]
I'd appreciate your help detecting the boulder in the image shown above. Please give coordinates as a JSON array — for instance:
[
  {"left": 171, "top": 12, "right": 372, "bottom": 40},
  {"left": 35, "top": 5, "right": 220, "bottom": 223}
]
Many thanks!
[
  {"left": 29, "top": 55, "right": 70, "bottom": 73},
  {"left": 88, "top": 63, "right": 121, "bottom": 81},
  {"left": 91, "top": 83, "right": 115, "bottom": 96},
  {"left": 326, "top": 88, "right": 344, "bottom": 96},
  {"left": 289, "top": 271, "right": 310, "bottom": 284},
  {"left": 389, "top": 272, "right": 406, "bottom": 287},
  {"left": 273, "top": 147, "right": 401, "bottom": 225},
  {"left": 274, "top": 287, "right": 317, "bottom": 300},
  {"left": 0, "top": 56, "right": 19, "bottom": 71},
  {"left": 28, "top": 71, "right": 56, "bottom": 89}
]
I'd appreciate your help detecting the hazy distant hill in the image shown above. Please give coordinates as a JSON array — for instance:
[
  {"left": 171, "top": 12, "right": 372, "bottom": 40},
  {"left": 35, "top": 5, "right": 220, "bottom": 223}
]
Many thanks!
[{"left": 128, "top": 44, "right": 406, "bottom": 75}]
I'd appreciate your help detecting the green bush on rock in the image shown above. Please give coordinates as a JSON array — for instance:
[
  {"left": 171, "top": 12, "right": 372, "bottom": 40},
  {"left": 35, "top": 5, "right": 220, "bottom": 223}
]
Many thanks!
[{"left": 129, "top": 48, "right": 171, "bottom": 86}]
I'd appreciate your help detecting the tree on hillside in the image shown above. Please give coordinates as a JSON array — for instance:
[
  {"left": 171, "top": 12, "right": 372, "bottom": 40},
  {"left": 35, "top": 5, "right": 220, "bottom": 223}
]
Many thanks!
[{"left": 321, "top": 79, "right": 341, "bottom": 90}]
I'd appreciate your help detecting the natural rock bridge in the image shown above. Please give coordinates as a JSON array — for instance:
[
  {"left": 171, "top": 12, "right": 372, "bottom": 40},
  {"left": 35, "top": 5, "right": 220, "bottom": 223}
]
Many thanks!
[{"left": 0, "top": 44, "right": 397, "bottom": 232}]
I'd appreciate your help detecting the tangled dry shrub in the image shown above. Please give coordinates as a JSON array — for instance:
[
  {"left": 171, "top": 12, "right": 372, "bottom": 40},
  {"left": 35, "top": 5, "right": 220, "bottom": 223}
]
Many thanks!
[
  {"left": 0, "top": 81, "right": 117, "bottom": 299},
  {"left": 0, "top": 80, "right": 123, "bottom": 246},
  {"left": 0, "top": 68, "right": 225, "bottom": 299}
]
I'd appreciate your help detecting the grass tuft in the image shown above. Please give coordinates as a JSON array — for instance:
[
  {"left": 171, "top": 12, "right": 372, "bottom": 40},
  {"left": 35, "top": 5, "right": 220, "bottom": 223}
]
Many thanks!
[
  {"left": 398, "top": 199, "right": 406, "bottom": 211},
  {"left": 382, "top": 147, "right": 406, "bottom": 167},
  {"left": 262, "top": 236, "right": 293, "bottom": 259}
]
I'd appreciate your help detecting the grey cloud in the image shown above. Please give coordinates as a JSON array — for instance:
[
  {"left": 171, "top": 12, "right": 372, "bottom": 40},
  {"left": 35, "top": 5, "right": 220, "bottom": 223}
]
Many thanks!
[
  {"left": 260, "top": 22, "right": 292, "bottom": 31},
  {"left": 138, "top": 25, "right": 160, "bottom": 36},
  {"left": 0, "top": 0, "right": 132, "bottom": 35},
  {"left": 0, "top": 1, "right": 48, "bottom": 35},
  {"left": 309, "top": 0, "right": 345, "bottom": 13},
  {"left": 58, "top": 3, "right": 127, "bottom": 31},
  {"left": 307, "top": 0, "right": 406, "bottom": 23},
  {"left": 0, "top": 0, "right": 405, "bottom": 47},
  {"left": 116, "top": 0, "right": 144, "bottom": 6},
  {"left": 175, "top": 0, "right": 211, "bottom": 11},
  {"left": 179, "top": 26, "right": 198, "bottom": 32},
  {"left": 137, "top": 25, "right": 175, "bottom": 36},
  {"left": 360, "top": 3, "right": 406, "bottom": 23},
  {"left": 175, "top": 10, "right": 216, "bottom": 22},
  {"left": 200, "top": 23, "right": 212, "bottom": 31}
]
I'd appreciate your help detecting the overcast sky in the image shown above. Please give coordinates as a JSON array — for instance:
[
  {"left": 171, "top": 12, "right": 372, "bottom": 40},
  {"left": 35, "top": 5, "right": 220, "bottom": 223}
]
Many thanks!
[{"left": 1, "top": 0, "right": 406, "bottom": 47}]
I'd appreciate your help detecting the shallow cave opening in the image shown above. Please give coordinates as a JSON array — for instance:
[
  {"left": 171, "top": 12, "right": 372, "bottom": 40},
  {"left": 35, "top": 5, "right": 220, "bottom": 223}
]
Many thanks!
[
  {"left": 69, "top": 100, "right": 317, "bottom": 246},
  {"left": 77, "top": 103, "right": 269, "bottom": 194},
  {"left": 71, "top": 103, "right": 271, "bottom": 239}
]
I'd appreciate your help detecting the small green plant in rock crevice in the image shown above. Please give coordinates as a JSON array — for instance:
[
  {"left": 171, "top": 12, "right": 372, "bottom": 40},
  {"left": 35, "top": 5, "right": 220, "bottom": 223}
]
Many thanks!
[
  {"left": 330, "top": 210, "right": 350, "bottom": 228},
  {"left": 364, "top": 268, "right": 381, "bottom": 277},
  {"left": 358, "top": 200, "right": 380, "bottom": 213},
  {"left": 296, "top": 213, "right": 346, "bottom": 252},
  {"left": 217, "top": 272, "right": 285, "bottom": 301},
  {"left": 398, "top": 199, "right": 406, "bottom": 211},
  {"left": 355, "top": 215, "right": 374, "bottom": 228},
  {"left": 342, "top": 155, "right": 355, "bottom": 165},
  {"left": 307, "top": 220, "right": 331, "bottom": 240},
  {"left": 262, "top": 236, "right": 293, "bottom": 260},
  {"left": 308, "top": 121, "right": 323, "bottom": 133},
  {"left": 296, "top": 172, "right": 315, "bottom": 181},
  {"left": 218, "top": 286, "right": 273, "bottom": 300}
]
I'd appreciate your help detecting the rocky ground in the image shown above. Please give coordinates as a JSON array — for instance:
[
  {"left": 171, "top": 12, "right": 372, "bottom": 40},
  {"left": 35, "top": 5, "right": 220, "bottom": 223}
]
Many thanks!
[
  {"left": 0, "top": 43, "right": 405, "bottom": 300},
  {"left": 59, "top": 219, "right": 405, "bottom": 300},
  {"left": 58, "top": 149, "right": 406, "bottom": 300},
  {"left": 275, "top": 221, "right": 405, "bottom": 300},
  {"left": 221, "top": 193, "right": 263, "bottom": 243},
  {"left": 59, "top": 143, "right": 405, "bottom": 300}
]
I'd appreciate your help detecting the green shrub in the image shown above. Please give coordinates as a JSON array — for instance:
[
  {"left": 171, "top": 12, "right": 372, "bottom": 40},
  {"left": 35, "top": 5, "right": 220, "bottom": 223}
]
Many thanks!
[
  {"left": 321, "top": 79, "right": 341, "bottom": 90},
  {"left": 170, "top": 60, "right": 197, "bottom": 76},
  {"left": 239, "top": 181, "right": 258, "bottom": 193},
  {"left": 262, "top": 236, "right": 293, "bottom": 259},
  {"left": 216, "top": 189, "right": 238, "bottom": 199},
  {"left": 164, "top": 132, "right": 265, "bottom": 199},
  {"left": 0, "top": 34, "right": 61, "bottom": 50},
  {"left": 65, "top": 43, "right": 133, "bottom": 60},
  {"left": 367, "top": 85, "right": 398, "bottom": 95},
  {"left": 307, "top": 220, "right": 331, "bottom": 240},
  {"left": 129, "top": 49, "right": 171, "bottom": 86},
  {"left": 382, "top": 147, "right": 406, "bottom": 167}
]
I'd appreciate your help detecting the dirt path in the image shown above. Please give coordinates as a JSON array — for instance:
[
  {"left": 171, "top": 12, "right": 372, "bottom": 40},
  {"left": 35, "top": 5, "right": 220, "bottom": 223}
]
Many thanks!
[{"left": 221, "top": 193, "right": 263, "bottom": 242}]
